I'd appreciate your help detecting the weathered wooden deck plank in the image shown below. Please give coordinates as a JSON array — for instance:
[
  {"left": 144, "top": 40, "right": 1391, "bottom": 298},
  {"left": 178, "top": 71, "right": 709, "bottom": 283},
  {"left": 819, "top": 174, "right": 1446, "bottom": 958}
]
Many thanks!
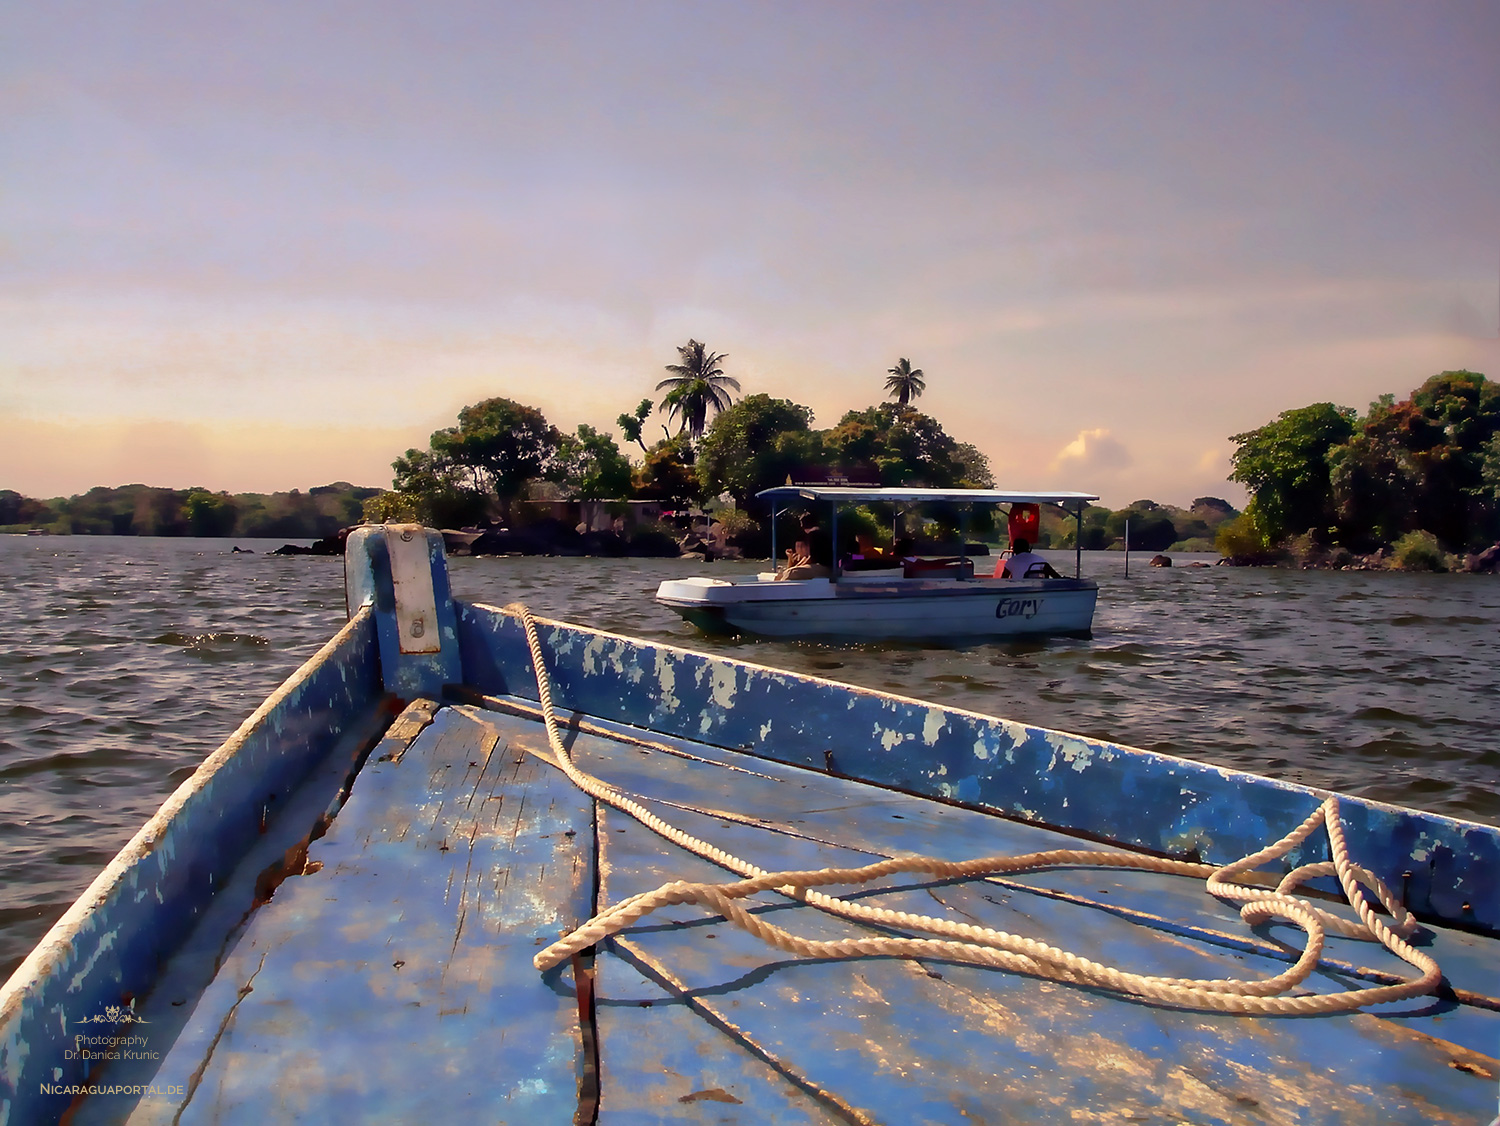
[
  {"left": 595, "top": 813, "right": 1494, "bottom": 1124},
  {"left": 55, "top": 701, "right": 1497, "bottom": 1124},
  {"left": 553, "top": 713, "right": 1495, "bottom": 1010},
  {"left": 118, "top": 706, "right": 594, "bottom": 1124},
  {"left": 551, "top": 719, "right": 1497, "bottom": 1125},
  {"left": 592, "top": 950, "right": 832, "bottom": 1123}
]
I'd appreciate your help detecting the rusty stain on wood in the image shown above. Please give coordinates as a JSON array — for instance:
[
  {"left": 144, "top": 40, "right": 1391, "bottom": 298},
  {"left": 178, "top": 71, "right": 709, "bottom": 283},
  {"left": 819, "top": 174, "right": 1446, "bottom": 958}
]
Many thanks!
[
  {"left": 678, "top": 1087, "right": 744, "bottom": 1104},
  {"left": 376, "top": 697, "right": 441, "bottom": 763}
]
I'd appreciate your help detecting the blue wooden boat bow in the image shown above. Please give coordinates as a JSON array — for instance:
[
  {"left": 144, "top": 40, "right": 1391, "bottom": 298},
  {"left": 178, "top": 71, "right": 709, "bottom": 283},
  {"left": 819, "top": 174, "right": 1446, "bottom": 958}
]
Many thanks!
[{"left": 2, "top": 525, "right": 1497, "bottom": 1124}]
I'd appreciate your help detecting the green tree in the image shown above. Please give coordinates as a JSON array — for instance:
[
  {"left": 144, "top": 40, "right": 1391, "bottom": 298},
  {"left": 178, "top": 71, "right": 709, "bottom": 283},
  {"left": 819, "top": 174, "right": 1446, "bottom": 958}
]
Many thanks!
[
  {"left": 1056, "top": 505, "right": 1115, "bottom": 550},
  {"left": 1390, "top": 530, "right": 1448, "bottom": 572},
  {"left": 1482, "top": 431, "right": 1500, "bottom": 514},
  {"left": 124, "top": 487, "right": 185, "bottom": 536},
  {"left": 390, "top": 446, "right": 485, "bottom": 527},
  {"left": 0, "top": 490, "right": 53, "bottom": 528},
  {"left": 884, "top": 358, "right": 926, "bottom": 405},
  {"left": 309, "top": 482, "right": 381, "bottom": 528},
  {"left": 1329, "top": 371, "right": 1499, "bottom": 550},
  {"left": 362, "top": 491, "right": 422, "bottom": 524},
  {"left": 1399, "top": 370, "right": 1498, "bottom": 548},
  {"left": 554, "top": 424, "right": 633, "bottom": 500},
  {"left": 616, "top": 398, "right": 654, "bottom": 454},
  {"left": 656, "top": 340, "right": 740, "bottom": 442},
  {"left": 823, "top": 404, "right": 969, "bottom": 488},
  {"left": 1189, "top": 498, "right": 1239, "bottom": 528},
  {"left": 634, "top": 437, "right": 702, "bottom": 508},
  {"left": 951, "top": 442, "right": 995, "bottom": 489},
  {"left": 424, "top": 398, "right": 562, "bottom": 523},
  {"left": 1215, "top": 512, "right": 1276, "bottom": 561},
  {"left": 182, "top": 490, "right": 238, "bottom": 537},
  {"left": 1228, "top": 402, "right": 1356, "bottom": 545},
  {"left": 1327, "top": 416, "right": 1419, "bottom": 550},
  {"left": 1105, "top": 501, "right": 1177, "bottom": 552},
  {"left": 696, "top": 394, "right": 820, "bottom": 506}
]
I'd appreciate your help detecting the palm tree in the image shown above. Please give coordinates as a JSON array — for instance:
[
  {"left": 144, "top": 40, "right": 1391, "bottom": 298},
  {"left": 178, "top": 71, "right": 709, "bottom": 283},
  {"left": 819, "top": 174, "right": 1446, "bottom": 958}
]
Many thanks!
[
  {"left": 884, "top": 358, "right": 926, "bottom": 405},
  {"left": 656, "top": 340, "right": 741, "bottom": 441}
]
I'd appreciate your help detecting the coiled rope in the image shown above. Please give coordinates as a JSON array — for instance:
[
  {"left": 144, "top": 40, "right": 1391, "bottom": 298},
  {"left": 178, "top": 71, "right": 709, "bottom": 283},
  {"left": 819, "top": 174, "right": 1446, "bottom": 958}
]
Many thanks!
[{"left": 507, "top": 604, "right": 1440, "bottom": 1013}]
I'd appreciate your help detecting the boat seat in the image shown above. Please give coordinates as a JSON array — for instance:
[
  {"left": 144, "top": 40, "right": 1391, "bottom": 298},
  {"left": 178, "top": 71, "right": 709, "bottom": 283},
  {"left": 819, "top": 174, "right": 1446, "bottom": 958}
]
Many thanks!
[
  {"left": 990, "top": 558, "right": 1051, "bottom": 579},
  {"left": 903, "top": 559, "right": 973, "bottom": 579}
]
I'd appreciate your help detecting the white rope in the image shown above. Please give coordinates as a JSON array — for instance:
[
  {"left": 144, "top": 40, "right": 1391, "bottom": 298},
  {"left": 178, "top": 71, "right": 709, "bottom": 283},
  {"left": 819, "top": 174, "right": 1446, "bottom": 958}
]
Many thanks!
[{"left": 505, "top": 604, "right": 1440, "bottom": 1013}]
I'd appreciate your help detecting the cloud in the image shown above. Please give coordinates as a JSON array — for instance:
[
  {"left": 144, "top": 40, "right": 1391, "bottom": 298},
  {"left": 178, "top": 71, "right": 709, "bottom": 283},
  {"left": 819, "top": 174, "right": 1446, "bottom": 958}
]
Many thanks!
[
  {"left": 1196, "top": 446, "right": 1230, "bottom": 474},
  {"left": 1050, "top": 428, "right": 1133, "bottom": 473}
]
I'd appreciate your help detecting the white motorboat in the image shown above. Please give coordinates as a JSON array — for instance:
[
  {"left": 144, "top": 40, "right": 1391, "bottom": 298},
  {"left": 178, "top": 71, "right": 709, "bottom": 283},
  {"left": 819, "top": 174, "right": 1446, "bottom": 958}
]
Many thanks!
[{"left": 656, "top": 486, "right": 1100, "bottom": 641}]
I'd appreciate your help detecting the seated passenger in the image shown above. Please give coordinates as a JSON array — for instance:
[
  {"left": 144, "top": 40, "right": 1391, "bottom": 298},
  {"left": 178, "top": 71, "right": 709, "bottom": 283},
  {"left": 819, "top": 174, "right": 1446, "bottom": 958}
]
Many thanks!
[
  {"left": 775, "top": 537, "right": 830, "bottom": 581},
  {"left": 998, "top": 538, "right": 1061, "bottom": 579},
  {"left": 845, "top": 533, "right": 897, "bottom": 570},
  {"left": 801, "top": 513, "right": 834, "bottom": 563}
]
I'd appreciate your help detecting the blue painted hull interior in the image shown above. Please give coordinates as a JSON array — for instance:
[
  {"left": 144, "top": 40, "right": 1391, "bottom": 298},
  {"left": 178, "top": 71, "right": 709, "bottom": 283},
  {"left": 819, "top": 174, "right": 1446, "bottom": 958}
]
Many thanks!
[{"left": 2, "top": 526, "right": 1495, "bottom": 1125}]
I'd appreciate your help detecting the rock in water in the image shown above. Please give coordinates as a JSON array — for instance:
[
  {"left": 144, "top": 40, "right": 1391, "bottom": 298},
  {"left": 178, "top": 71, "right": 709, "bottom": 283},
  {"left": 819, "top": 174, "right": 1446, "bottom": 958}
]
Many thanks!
[{"left": 1466, "top": 543, "right": 1500, "bottom": 574}]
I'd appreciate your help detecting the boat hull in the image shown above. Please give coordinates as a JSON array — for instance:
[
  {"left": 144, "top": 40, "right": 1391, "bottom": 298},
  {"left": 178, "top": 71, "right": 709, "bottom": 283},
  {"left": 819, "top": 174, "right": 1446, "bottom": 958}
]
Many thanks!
[
  {"left": 656, "top": 576, "right": 1098, "bottom": 640},
  {"left": 3, "top": 526, "right": 1496, "bottom": 1125}
]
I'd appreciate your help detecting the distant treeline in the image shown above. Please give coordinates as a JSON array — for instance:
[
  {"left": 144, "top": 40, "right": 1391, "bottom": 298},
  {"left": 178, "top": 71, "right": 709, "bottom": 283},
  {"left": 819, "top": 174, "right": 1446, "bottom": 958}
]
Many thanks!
[
  {"left": 0, "top": 483, "right": 381, "bottom": 539},
  {"left": 0, "top": 477, "right": 1240, "bottom": 553},
  {"left": 1040, "top": 497, "right": 1239, "bottom": 552}
]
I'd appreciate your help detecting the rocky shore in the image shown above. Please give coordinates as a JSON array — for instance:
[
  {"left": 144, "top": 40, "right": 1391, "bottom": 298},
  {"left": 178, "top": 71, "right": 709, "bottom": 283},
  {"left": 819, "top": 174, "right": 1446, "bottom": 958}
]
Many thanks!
[{"left": 1217, "top": 541, "right": 1500, "bottom": 573}]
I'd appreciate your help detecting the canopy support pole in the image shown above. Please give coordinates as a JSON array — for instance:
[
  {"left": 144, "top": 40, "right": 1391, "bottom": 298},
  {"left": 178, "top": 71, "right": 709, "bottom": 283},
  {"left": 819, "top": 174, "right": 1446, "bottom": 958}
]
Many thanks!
[
  {"left": 830, "top": 503, "right": 840, "bottom": 581},
  {"left": 1075, "top": 504, "right": 1083, "bottom": 578},
  {"left": 959, "top": 507, "right": 970, "bottom": 579}
]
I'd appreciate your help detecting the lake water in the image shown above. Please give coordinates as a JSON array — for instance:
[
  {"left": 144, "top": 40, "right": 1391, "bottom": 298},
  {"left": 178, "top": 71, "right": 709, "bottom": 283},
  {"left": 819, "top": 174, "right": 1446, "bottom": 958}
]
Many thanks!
[{"left": 2, "top": 535, "right": 1498, "bottom": 982}]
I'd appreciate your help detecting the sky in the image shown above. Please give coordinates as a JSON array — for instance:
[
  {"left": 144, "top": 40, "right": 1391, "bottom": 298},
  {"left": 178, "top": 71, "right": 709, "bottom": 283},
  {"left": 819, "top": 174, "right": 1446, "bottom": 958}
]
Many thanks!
[{"left": 2, "top": 1, "right": 1497, "bottom": 508}]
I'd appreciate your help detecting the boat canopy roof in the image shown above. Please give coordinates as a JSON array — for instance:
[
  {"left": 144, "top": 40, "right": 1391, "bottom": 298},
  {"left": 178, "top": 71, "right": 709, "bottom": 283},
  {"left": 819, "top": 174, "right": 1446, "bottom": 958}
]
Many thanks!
[{"left": 756, "top": 486, "right": 1099, "bottom": 506}]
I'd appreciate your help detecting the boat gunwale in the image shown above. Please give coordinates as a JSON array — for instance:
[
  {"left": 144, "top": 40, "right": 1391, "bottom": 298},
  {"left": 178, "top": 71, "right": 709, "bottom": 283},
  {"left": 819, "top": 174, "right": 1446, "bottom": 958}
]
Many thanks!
[
  {"left": 460, "top": 601, "right": 1491, "bottom": 827},
  {"left": 0, "top": 607, "right": 386, "bottom": 1121}
]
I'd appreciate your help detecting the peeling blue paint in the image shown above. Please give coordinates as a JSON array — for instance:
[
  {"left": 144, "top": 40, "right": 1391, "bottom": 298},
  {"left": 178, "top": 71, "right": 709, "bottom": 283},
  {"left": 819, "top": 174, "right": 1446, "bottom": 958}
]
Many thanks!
[{"left": 344, "top": 526, "right": 460, "bottom": 700}]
